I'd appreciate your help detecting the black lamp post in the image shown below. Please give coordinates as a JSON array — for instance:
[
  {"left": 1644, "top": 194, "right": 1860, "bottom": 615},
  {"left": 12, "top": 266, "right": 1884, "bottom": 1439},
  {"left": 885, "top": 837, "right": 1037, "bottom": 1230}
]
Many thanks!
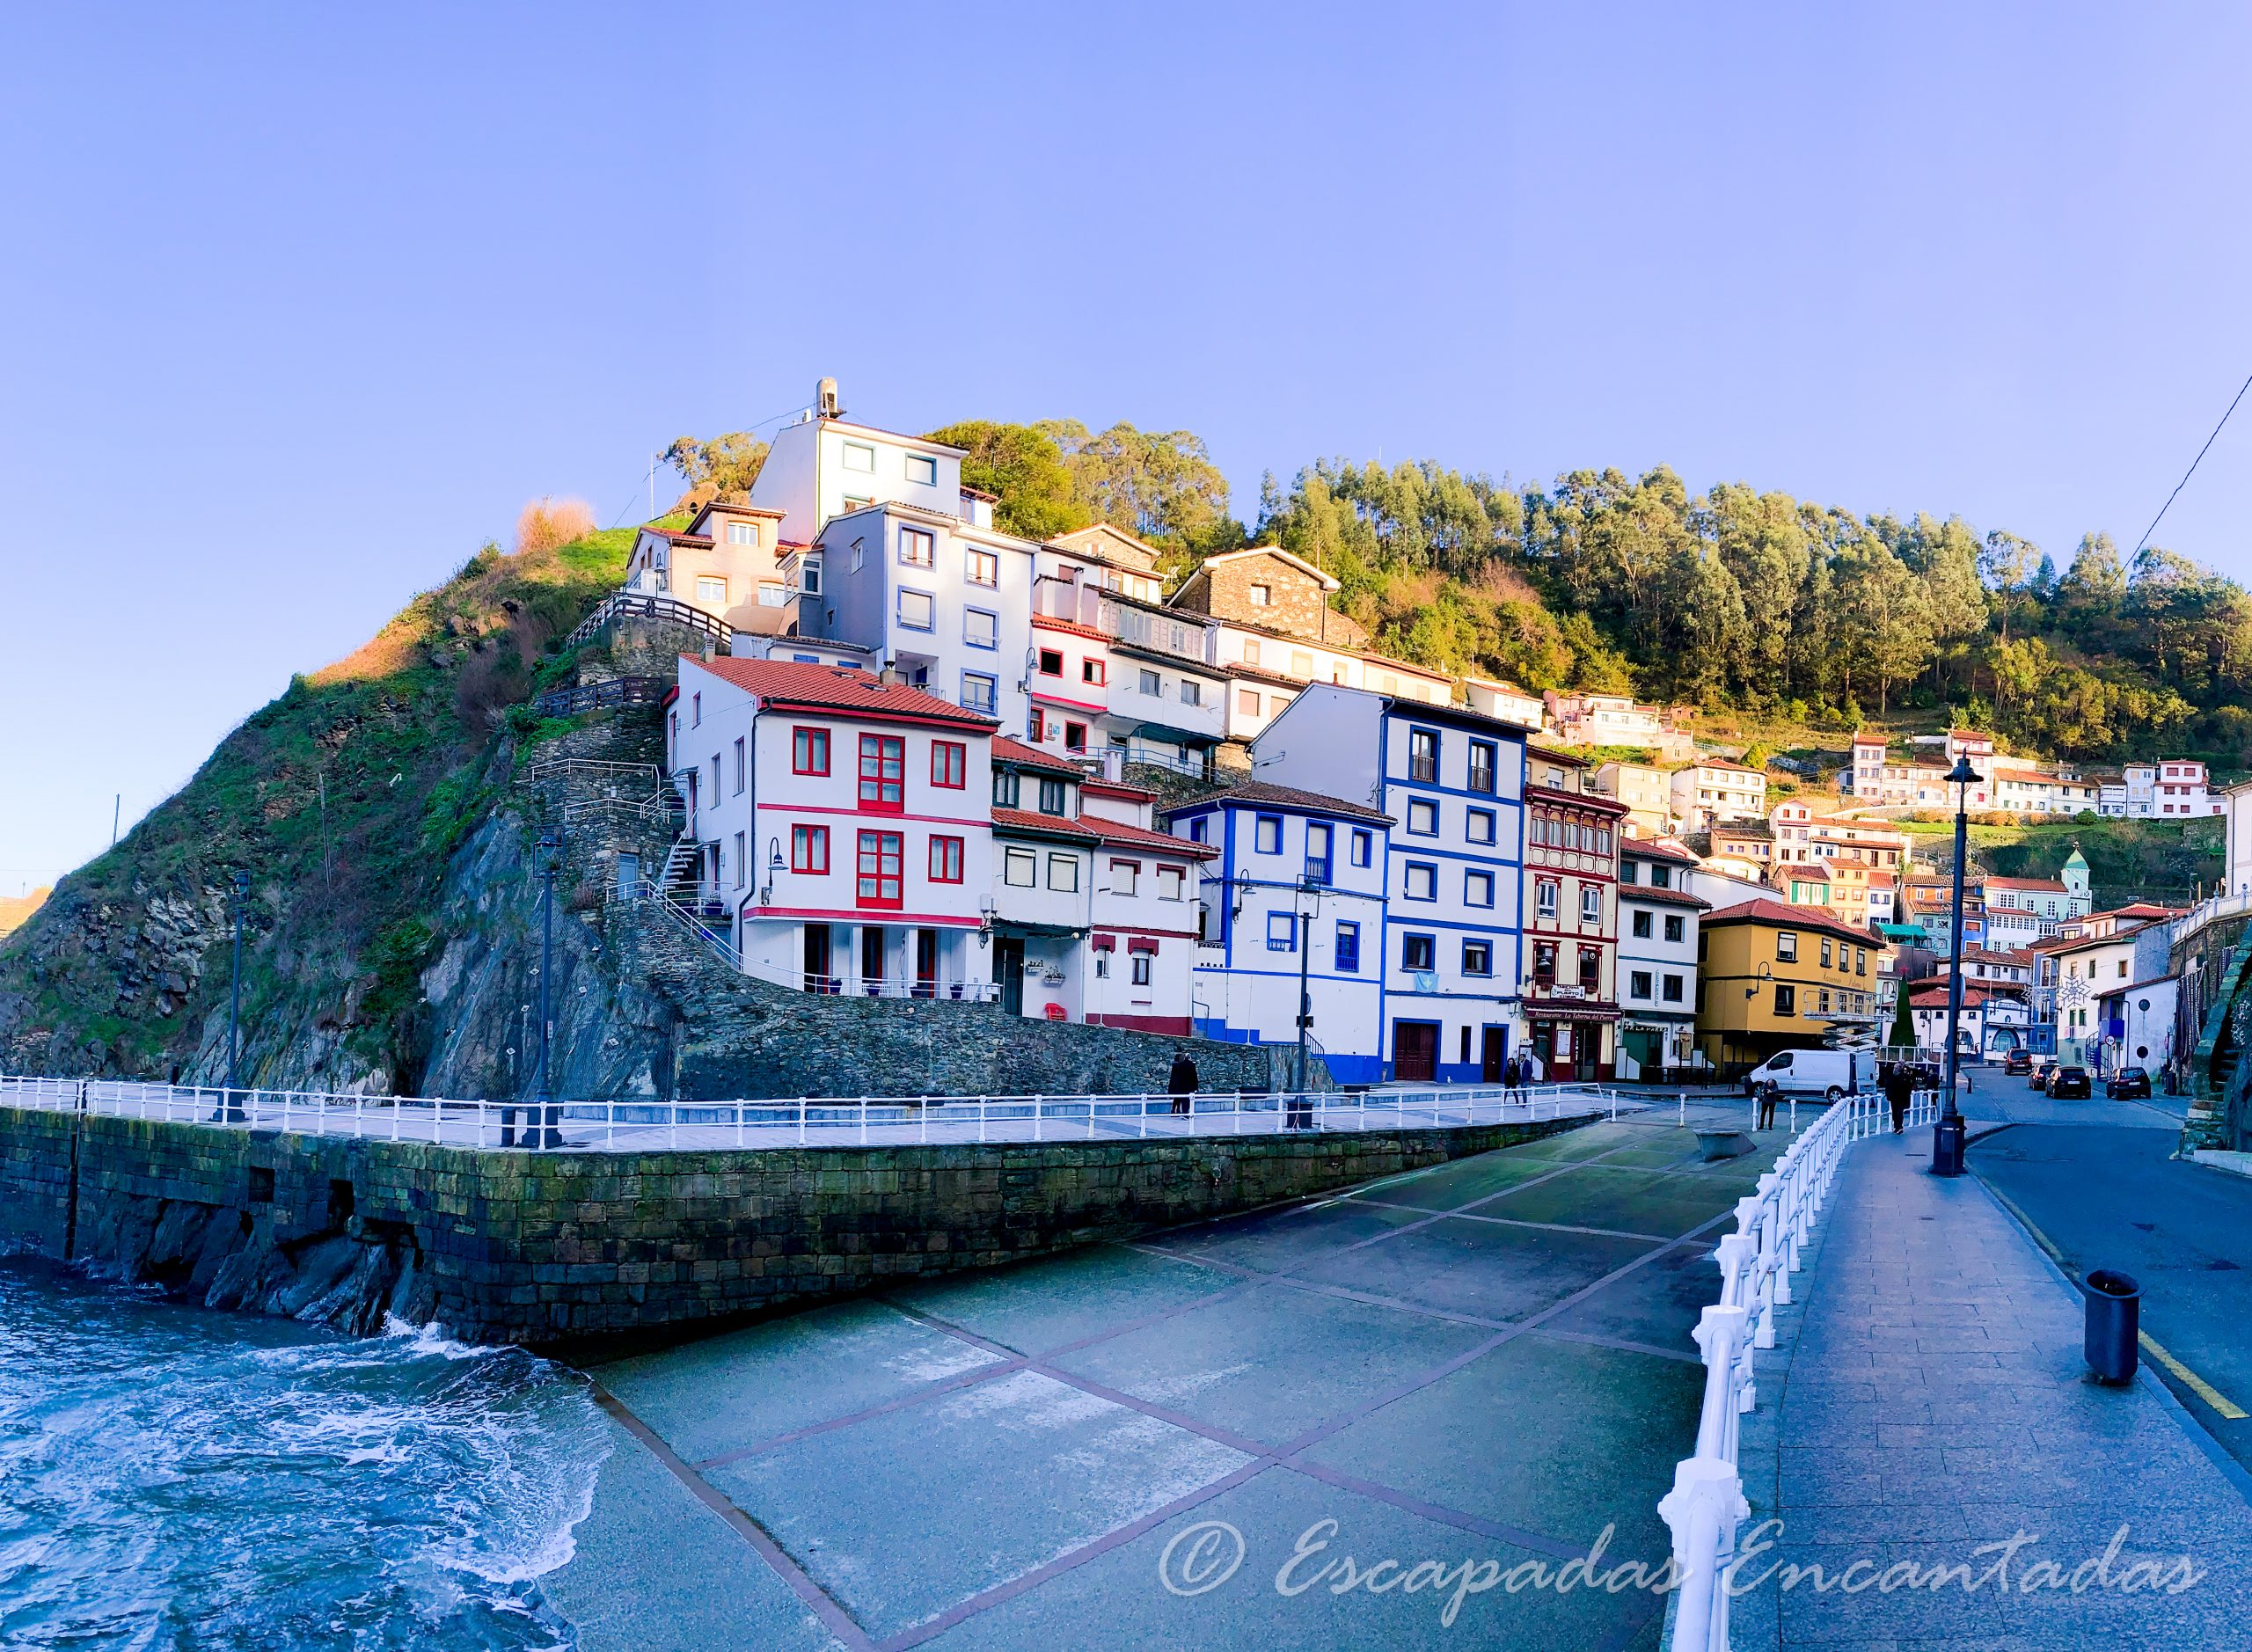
[
  {"left": 1934, "top": 754, "right": 1981, "bottom": 1175},
  {"left": 223, "top": 867, "right": 251, "bottom": 1122},
  {"left": 1292, "top": 872, "right": 1321, "bottom": 1098},
  {"left": 533, "top": 830, "right": 563, "bottom": 1149}
]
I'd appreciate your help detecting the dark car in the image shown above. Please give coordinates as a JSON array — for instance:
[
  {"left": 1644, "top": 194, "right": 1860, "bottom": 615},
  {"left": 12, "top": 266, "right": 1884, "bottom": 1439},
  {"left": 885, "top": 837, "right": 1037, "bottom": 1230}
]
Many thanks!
[
  {"left": 2106, "top": 1067, "right": 2153, "bottom": 1100},
  {"left": 2028, "top": 1059, "right": 2052, "bottom": 1089},
  {"left": 2003, "top": 1049, "right": 2032, "bottom": 1076},
  {"left": 2045, "top": 1064, "right": 2092, "bottom": 1100}
]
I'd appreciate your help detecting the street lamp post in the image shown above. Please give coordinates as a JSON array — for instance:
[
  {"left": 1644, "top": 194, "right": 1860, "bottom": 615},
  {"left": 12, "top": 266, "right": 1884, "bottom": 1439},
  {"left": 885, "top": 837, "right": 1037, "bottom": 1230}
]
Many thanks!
[
  {"left": 1934, "top": 755, "right": 1981, "bottom": 1176},
  {"left": 223, "top": 868, "right": 250, "bottom": 1122},
  {"left": 534, "top": 830, "right": 562, "bottom": 1149},
  {"left": 1293, "top": 872, "right": 1321, "bottom": 1097}
]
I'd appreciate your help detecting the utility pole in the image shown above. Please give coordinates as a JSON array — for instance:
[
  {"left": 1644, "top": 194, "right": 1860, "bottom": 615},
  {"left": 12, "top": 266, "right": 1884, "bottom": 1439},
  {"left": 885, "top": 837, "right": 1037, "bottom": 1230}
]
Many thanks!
[
  {"left": 111, "top": 794, "right": 120, "bottom": 849},
  {"left": 535, "top": 830, "right": 562, "bottom": 1148},
  {"left": 223, "top": 868, "right": 250, "bottom": 1122}
]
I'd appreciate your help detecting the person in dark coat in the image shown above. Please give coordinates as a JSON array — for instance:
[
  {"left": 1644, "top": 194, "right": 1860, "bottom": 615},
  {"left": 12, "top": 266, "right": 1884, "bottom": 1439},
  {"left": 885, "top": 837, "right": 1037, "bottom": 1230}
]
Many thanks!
[
  {"left": 1502, "top": 1055, "right": 1522, "bottom": 1103},
  {"left": 1881, "top": 1060, "right": 1916, "bottom": 1134},
  {"left": 1167, "top": 1049, "right": 1198, "bottom": 1115},
  {"left": 1756, "top": 1080, "right": 1780, "bottom": 1131}
]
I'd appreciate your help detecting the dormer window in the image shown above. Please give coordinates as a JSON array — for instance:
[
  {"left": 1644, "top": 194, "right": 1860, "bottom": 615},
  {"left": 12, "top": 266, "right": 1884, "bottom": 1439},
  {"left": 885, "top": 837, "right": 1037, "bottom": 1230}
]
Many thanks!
[
  {"left": 727, "top": 522, "right": 757, "bottom": 546},
  {"left": 1037, "top": 777, "right": 1067, "bottom": 815}
]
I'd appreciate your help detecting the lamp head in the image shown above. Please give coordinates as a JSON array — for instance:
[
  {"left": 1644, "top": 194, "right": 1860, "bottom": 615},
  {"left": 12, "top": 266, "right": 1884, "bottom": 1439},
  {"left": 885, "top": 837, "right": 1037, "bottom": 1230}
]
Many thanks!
[{"left": 1947, "top": 755, "right": 1982, "bottom": 787}]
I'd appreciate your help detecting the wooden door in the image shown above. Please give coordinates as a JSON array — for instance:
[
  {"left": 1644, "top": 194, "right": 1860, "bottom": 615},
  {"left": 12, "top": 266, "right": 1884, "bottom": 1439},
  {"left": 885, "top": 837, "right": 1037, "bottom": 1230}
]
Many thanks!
[
  {"left": 1394, "top": 1021, "right": 1438, "bottom": 1082},
  {"left": 1481, "top": 1027, "right": 1503, "bottom": 1084}
]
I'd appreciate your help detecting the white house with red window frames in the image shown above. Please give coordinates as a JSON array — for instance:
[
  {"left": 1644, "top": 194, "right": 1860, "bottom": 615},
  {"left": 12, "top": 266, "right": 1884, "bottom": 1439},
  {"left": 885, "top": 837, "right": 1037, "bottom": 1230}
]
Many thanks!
[
  {"left": 667, "top": 655, "right": 1000, "bottom": 1000},
  {"left": 986, "top": 737, "right": 1214, "bottom": 1032}
]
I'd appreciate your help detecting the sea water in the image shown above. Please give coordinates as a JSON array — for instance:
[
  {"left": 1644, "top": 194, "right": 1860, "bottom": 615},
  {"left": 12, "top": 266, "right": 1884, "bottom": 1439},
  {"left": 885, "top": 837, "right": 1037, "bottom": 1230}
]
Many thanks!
[{"left": 0, "top": 1257, "right": 608, "bottom": 1649}]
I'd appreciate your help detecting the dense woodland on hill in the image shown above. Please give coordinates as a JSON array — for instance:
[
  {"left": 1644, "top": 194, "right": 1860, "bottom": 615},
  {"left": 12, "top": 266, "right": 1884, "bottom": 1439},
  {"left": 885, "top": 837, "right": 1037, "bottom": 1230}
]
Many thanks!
[{"left": 673, "top": 419, "right": 2252, "bottom": 768}]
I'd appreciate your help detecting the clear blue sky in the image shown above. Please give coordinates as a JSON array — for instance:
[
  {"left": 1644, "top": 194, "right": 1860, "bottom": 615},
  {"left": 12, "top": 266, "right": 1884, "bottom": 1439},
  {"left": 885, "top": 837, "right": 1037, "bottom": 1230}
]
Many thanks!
[{"left": 4, "top": 4, "right": 2249, "bottom": 891}]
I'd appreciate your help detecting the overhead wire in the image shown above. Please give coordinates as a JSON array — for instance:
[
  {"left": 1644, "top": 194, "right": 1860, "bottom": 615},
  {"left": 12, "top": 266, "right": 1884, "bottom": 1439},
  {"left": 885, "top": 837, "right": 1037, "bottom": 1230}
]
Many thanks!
[{"left": 2132, "top": 368, "right": 2252, "bottom": 557}]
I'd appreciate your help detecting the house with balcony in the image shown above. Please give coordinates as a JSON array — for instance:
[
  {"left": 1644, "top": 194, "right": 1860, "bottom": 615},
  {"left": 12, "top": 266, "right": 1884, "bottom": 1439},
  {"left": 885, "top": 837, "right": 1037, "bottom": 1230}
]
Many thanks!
[
  {"left": 1616, "top": 838, "right": 1707, "bottom": 1079},
  {"left": 1030, "top": 535, "right": 1226, "bottom": 775},
  {"left": 795, "top": 501, "right": 1040, "bottom": 738},
  {"left": 1594, "top": 759, "right": 1676, "bottom": 838},
  {"left": 1670, "top": 758, "right": 1766, "bottom": 830},
  {"left": 625, "top": 497, "right": 798, "bottom": 628},
  {"left": 1166, "top": 780, "right": 1393, "bottom": 1084},
  {"left": 666, "top": 655, "right": 1001, "bottom": 1000},
  {"left": 984, "top": 737, "right": 1214, "bottom": 1030},
  {"left": 1169, "top": 545, "right": 1452, "bottom": 747},
  {"left": 1541, "top": 691, "right": 1697, "bottom": 763},
  {"left": 1252, "top": 683, "right": 1529, "bottom": 1083},
  {"left": 1521, "top": 748, "right": 1626, "bottom": 1080}
]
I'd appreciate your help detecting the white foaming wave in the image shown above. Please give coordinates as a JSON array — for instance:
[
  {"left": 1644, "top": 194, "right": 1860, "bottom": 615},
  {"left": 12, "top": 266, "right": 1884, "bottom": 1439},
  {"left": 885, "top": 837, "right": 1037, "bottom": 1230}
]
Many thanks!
[{"left": 383, "top": 1315, "right": 508, "bottom": 1362}]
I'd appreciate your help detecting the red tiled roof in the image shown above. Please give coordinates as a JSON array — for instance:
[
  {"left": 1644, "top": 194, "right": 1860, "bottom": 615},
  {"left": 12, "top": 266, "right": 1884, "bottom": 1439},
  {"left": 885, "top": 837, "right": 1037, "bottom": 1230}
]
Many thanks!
[
  {"left": 991, "top": 735, "right": 1084, "bottom": 775},
  {"left": 1702, "top": 897, "right": 1876, "bottom": 949},
  {"left": 1031, "top": 615, "right": 1108, "bottom": 641},
  {"left": 1078, "top": 815, "right": 1216, "bottom": 858},
  {"left": 690, "top": 657, "right": 997, "bottom": 727},
  {"left": 1624, "top": 838, "right": 1701, "bottom": 864},
  {"left": 1984, "top": 876, "right": 2067, "bottom": 891},
  {"left": 991, "top": 807, "right": 1099, "bottom": 841}
]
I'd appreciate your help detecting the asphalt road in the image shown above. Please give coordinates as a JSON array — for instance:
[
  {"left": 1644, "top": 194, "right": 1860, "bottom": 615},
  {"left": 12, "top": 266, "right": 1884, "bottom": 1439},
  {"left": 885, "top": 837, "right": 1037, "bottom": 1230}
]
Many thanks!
[{"left": 1971, "top": 1121, "right": 2252, "bottom": 1477}]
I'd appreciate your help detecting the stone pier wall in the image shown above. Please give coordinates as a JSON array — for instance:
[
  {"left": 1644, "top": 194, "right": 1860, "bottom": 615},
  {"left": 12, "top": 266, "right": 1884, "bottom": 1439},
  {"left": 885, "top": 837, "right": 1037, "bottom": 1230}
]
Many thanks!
[{"left": 0, "top": 1101, "right": 1583, "bottom": 1349}]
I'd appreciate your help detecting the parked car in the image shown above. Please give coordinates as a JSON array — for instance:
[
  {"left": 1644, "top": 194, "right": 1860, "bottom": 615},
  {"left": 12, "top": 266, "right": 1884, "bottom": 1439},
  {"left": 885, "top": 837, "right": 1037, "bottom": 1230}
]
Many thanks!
[
  {"left": 2106, "top": 1067, "right": 2153, "bottom": 1100},
  {"left": 1741, "top": 1049, "right": 1876, "bottom": 1100},
  {"left": 2027, "top": 1059, "right": 2052, "bottom": 1089},
  {"left": 2002, "top": 1049, "right": 2032, "bottom": 1076},
  {"left": 2045, "top": 1065, "right": 2093, "bottom": 1100}
]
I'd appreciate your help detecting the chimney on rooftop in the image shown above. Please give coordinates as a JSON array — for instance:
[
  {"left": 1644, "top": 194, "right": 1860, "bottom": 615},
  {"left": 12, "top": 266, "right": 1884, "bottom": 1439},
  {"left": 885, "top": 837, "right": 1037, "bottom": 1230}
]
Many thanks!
[
  {"left": 879, "top": 661, "right": 897, "bottom": 687},
  {"left": 817, "top": 377, "right": 840, "bottom": 419}
]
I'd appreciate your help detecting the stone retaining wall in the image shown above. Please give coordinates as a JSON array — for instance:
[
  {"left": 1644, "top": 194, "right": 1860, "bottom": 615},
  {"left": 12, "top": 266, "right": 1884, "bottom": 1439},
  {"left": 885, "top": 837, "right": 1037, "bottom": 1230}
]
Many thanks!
[{"left": 0, "top": 1101, "right": 1584, "bottom": 1349}]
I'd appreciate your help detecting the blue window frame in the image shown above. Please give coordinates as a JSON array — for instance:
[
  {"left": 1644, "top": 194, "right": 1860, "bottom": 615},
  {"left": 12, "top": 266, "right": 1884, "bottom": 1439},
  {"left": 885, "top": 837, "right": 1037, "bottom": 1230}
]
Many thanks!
[
  {"left": 1254, "top": 814, "right": 1283, "bottom": 854},
  {"left": 1401, "top": 932, "right": 1436, "bottom": 971},
  {"left": 1335, "top": 920, "right": 1361, "bottom": 973},
  {"left": 1462, "top": 938, "right": 1493, "bottom": 976},
  {"left": 1466, "top": 869, "right": 1495, "bottom": 907},
  {"left": 1305, "top": 822, "right": 1333, "bottom": 884},
  {"left": 963, "top": 606, "right": 998, "bottom": 649},
  {"left": 1468, "top": 739, "right": 1497, "bottom": 794},
  {"left": 1266, "top": 911, "right": 1297, "bottom": 952},
  {"left": 961, "top": 671, "right": 998, "bottom": 713},
  {"left": 1403, "top": 861, "right": 1437, "bottom": 902},
  {"left": 1351, "top": 829, "right": 1372, "bottom": 867},
  {"left": 1407, "top": 799, "right": 1437, "bottom": 836}
]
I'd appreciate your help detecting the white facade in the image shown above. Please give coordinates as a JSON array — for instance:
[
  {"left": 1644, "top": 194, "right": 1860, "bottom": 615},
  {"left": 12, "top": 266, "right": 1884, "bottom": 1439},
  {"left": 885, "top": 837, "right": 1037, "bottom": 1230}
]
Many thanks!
[
  {"left": 669, "top": 656, "right": 1000, "bottom": 998},
  {"left": 2226, "top": 779, "right": 2252, "bottom": 895},
  {"left": 1254, "top": 685, "right": 1529, "bottom": 1084},
  {"left": 2151, "top": 758, "right": 2218, "bottom": 817},
  {"left": 1615, "top": 844, "right": 1706, "bottom": 1078},
  {"left": 748, "top": 401, "right": 976, "bottom": 547},
  {"left": 1169, "top": 784, "right": 1391, "bottom": 1085},
  {"left": 1028, "top": 546, "right": 1226, "bottom": 771},
  {"left": 1670, "top": 760, "right": 1766, "bottom": 829},
  {"left": 802, "top": 503, "right": 1040, "bottom": 739},
  {"left": 1213, "top": 625, "right": 1451, "bottom": 744}
]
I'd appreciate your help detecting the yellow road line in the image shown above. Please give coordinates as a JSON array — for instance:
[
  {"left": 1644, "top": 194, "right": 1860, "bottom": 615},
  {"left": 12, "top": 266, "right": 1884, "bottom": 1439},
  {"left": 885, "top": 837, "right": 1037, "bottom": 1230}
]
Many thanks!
[
  {"left": 2139, "top": 1332, "right": 2251, "bottom": 1420},
  {"left": 1985, "top": 1184, "right": 2249, "bottom": 1422}
]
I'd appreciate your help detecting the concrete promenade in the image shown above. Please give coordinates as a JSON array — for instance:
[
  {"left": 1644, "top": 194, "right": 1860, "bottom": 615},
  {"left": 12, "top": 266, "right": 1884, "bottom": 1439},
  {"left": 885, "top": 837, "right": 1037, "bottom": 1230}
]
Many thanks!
[
  {"left": 541, "top": 1114, "right": 1788, "bottom": 1651},
  {"left": 1732, "top": 1121, "right": 2252, "bottom": 1649}
]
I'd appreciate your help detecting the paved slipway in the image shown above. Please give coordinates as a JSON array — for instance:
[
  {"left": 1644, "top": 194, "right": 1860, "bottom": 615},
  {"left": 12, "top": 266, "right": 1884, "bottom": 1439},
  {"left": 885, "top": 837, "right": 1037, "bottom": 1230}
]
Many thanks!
[
  {"left": 540, "top": 1115, "right": 1786, "bottom": 1652},
  {"left": 1733, "top": 1116, "right": 2252, "bottom": 1651}
]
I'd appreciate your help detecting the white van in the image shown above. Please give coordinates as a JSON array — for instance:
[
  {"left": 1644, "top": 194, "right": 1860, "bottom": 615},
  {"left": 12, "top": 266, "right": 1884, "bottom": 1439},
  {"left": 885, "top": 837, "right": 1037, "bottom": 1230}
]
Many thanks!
[{"left": 1743, "top": 1049, "right": 1875, "bottom": 1100}]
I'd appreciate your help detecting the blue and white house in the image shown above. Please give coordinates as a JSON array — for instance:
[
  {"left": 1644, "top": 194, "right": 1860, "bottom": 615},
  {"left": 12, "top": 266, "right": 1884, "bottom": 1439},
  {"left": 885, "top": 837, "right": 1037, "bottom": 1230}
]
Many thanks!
[
  {"left": 1164, "top": 781, "right": 1392, "bottom": 1085},
  {"left": 1252, "top": 684, "right": 1529, "bottom": 1083}
]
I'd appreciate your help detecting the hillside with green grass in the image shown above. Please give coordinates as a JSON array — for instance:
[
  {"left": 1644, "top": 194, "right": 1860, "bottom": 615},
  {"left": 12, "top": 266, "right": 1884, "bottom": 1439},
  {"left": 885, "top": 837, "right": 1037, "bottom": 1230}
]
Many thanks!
[
  {"left": 1897, "top": 815, "right": 2225, "bottom": 906},
  {"left": 0, "top": 527, "right": 638, "bottom": 1086}
]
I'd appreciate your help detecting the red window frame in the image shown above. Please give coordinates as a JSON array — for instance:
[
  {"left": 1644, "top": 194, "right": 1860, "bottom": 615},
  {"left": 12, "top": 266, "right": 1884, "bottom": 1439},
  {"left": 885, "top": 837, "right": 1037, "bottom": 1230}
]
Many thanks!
[
  {"left": 858, "top": 734, "right": 904, "bottom": 810},
  {"left": 856, "top": 830, "right": 903, "bottom": 909},
  {"left": 1036, "top": 648, "right": 1064, "bottom": 677},
  {"left": 929, "top": 834, "right": 964, "bottom": 883},
  {"left": 1082, "top": 659, "right": 1106, "bottom": 686},
  {"left": 791, "top": 823, "right": 829, "bottom": 874},
  {"left": 931, "top": 740, "right": 966, "bottom": 789},
  {"left": 793, "top": 726, "right": 830, "bottom": 777}
]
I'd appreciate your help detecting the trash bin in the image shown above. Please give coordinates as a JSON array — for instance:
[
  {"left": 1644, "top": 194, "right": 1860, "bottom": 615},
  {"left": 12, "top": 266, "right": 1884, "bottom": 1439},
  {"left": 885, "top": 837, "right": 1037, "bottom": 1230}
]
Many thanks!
[{"left": 2082, "top": 1268, "right": 2141, "bottom": 1385}]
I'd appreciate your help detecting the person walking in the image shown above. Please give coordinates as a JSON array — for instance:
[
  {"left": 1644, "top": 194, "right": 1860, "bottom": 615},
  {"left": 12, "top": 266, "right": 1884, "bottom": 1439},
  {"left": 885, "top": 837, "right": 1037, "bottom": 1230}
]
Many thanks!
[
  {"left": 1756, "top": 1079, "right": 1780, "bottom": 1131},
  {"left": 1882, "top": 1060, "right": 1915, "bottom": 1135},
  {"left": 1167, "top": 1048, "right": 1198, "bottom": 1116},
  {"left": 1502, "top": 1055, "right": 1522, "bottom": 1106}
]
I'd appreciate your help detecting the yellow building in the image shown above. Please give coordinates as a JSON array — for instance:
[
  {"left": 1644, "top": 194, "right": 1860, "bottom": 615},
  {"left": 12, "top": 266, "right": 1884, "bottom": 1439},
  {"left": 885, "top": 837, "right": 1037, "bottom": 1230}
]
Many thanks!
[{"left": 1696, "top": 897, "right": 1881, "bottom": 1075}]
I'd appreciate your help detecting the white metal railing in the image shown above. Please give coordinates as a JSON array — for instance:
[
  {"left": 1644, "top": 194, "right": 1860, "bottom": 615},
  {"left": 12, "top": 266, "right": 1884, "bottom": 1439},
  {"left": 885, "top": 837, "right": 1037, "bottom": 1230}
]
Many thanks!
[
  {"left": 1658, "top": 1089, "right": 1934, "bottom": 1651},
  {"left": 2169, "top": 888, "right": 2252, "bottom": 949},
  {"left": 526, "top": 757, "right": 663, "bottom": 790},
  {"left": 0, "top": 1074, "right": 1634, "bottom": 1155}
]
